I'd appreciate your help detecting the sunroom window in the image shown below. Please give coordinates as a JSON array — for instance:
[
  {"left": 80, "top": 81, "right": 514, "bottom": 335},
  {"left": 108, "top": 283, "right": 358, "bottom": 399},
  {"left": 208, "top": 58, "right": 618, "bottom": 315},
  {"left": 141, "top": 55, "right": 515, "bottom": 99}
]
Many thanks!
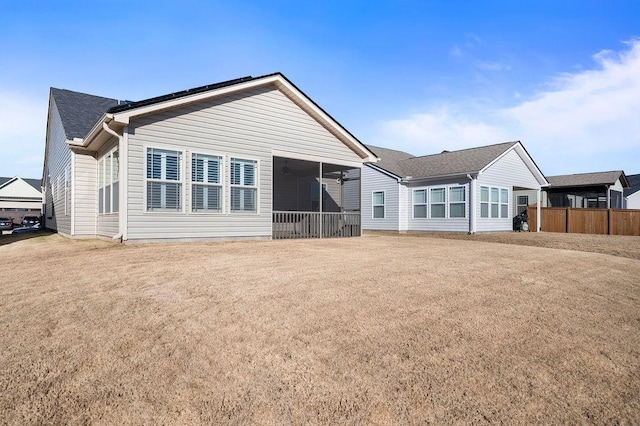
[
  {"left": 413, "top": 189, "right": 427, "bottom": 218},
  {"left": 430, "top": 188, "right": 445, "bottom": 218},
  {"left": 372, "top": 191, "right": 385, "bottom": 219}
]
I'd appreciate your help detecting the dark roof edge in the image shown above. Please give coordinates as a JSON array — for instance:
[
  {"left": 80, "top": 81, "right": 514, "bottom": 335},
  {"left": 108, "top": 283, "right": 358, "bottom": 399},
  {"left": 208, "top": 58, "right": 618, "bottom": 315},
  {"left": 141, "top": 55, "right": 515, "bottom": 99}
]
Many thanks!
[
  {"left": 105, "top": 71, "right": 374, "bottom": 159},
  {"left": 107, "top": 75, "right": 256, "bottom": 113}
]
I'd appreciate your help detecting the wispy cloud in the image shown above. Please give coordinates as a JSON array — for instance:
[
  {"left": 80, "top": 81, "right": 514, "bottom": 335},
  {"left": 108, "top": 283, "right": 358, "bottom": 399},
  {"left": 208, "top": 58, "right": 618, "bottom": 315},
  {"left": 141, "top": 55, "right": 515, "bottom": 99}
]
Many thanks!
[{"left": 377, "top": 39, "right": 640, "bottom": 175}]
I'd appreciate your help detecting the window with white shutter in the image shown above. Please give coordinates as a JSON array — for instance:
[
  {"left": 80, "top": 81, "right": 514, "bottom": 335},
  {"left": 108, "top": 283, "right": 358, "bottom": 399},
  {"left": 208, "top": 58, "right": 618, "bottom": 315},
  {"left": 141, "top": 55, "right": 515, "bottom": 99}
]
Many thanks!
[
  {"left": 229, "top": 158, "right": 257, "bottom": 213},
  {"left": 146, "top": 148, "right": 183, "bottom": 212},
  {"left": 192, "top": 153, "right": 222, "bottom": 212}
]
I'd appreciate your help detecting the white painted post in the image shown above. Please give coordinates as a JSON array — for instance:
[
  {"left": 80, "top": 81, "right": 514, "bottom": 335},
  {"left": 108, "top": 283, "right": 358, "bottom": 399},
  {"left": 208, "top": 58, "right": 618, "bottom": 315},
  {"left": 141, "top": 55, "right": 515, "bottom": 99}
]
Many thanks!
[
  {"left": 319, "top": 162, "right": 323, "bottom": 238},
  {"left": 536, "top": 189, "right": 542, "bottom": 232}
]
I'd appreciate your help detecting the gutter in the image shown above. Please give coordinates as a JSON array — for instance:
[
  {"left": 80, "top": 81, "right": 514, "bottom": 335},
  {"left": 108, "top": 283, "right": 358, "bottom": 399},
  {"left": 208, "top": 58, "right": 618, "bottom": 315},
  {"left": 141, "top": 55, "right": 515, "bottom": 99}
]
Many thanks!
[
  {"left": 101, "top": 122, "right": 125, "bottom": 242},
  {"left": 467, "top": 173, "right": 477, "bottom": 234}
]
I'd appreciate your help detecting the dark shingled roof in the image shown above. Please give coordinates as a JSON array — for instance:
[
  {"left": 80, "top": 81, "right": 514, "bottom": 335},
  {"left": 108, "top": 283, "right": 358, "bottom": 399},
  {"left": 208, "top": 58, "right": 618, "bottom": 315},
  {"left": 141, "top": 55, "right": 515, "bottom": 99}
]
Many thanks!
[
  {"left": 546, "top": 171, "right": 628, "bottom": 188},
  {"left": 0, "top": 177, "right": 41, "bottom": 191},
  {"left": 369, "top": 141, "right": 518, "bottom": 179},
  {"left": 623, "top": 174, "right": 640, "bottom": 197},
  {"left": 51, "top": 88, "right": 120, "bottom": 139}
]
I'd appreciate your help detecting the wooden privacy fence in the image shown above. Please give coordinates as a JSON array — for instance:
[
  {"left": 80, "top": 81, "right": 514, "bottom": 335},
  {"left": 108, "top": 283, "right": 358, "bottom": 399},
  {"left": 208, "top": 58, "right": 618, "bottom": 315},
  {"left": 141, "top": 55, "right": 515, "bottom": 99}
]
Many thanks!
[{"left": 528, "top": 207, "right": 640, "bottom": 236}]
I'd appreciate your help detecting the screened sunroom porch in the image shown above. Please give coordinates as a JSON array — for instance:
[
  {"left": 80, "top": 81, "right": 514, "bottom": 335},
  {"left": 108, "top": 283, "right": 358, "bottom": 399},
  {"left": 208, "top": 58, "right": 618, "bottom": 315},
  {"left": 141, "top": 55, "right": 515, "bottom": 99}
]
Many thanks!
[{"left": 272, "top": 156, "right": 361, "bottom": 239}]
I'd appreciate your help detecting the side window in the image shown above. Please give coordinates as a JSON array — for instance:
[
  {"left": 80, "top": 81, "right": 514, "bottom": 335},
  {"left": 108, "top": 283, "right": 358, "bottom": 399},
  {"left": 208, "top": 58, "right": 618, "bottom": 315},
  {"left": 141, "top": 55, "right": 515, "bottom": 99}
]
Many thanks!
[
  {"left": 230, "top": 158, "right": 257, "bottom": 213},
  {"left": 146, "top": 148, "right": 183, "bottom": 212},
  {"left": 430, "top": 188, "right": 445, "bottom": 218},
  {"left": 449, "top": 186, "right": 466, "bottom": 218},
  {"left": 413, "top": 189, "right": 427, "bottom": 218},
  {"left": 192, "top": 153, "right": 222, "bottom": 212},
  {"left": 372, "top": 191, "right": 385, "bottom": 219}
]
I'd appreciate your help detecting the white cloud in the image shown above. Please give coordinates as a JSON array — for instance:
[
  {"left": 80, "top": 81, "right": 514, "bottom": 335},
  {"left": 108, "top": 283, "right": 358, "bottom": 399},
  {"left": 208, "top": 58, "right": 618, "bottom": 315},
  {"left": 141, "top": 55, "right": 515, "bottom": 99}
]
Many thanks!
[{"left": 377, "top": 39, "right": 640, "bottom": 175}]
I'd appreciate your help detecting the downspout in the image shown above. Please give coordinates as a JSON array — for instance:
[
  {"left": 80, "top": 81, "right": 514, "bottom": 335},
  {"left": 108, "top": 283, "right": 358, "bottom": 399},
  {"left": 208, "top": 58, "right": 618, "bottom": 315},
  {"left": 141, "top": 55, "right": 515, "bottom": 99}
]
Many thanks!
[
  {"left": 467, "top": 174, "right": 476, "bottom": 234},
  {"left": 102, "top": 122, "right": 124, "bottom": 242}
]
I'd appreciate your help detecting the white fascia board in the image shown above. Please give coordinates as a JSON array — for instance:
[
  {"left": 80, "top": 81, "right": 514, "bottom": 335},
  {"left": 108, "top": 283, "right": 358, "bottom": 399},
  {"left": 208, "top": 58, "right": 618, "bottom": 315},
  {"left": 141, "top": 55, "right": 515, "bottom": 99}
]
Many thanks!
[
  {"left": 273, "top": 78, "right": 378, "bottom": 163},
  {"left": 366, "top": 164, "right": 402, "bottom": 182},
  {"left": 108, "top": 74, "right": 378, "bottom": 163},
  {"left": 272, "top": 149, "right": 363, "bottom": 169},
  {"left": 480, "top": 142, "right": 549, "bottom": 187}
]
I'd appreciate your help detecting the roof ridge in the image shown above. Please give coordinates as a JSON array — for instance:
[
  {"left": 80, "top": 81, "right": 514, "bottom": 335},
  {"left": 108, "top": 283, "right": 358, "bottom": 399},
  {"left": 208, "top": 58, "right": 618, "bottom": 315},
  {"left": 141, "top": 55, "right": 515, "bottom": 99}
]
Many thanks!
[
  {"left": 547, "top": 170, "right": 624, "bottom": 178},
  {"left": 406, "top": 140, "right": 518, "bottom": 161}
]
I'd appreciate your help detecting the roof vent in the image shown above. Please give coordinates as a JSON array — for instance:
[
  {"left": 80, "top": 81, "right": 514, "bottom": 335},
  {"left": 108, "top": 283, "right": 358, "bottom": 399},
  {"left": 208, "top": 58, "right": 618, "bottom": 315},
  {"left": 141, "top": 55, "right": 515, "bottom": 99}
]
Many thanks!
[{"left": 441, "top": 150, "right": 449, "bottom": 153}]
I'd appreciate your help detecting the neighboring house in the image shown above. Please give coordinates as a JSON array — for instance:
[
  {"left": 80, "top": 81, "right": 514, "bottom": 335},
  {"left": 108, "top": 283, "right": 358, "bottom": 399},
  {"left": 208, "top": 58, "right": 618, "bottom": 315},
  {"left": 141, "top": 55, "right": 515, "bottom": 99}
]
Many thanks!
[
  {"left": 362, "top": 141, "right": 548, "bottom": 233},
  {"left": 543, "top": 171, "right": 629, "bottom": 209},
  {"left": 0, "top": 176, "right": 43, "bottom": 224},
  {"left": 623, "top": 174, "right": 640, "bottom": 209},
  {"left": 43, "top": 73, "right": 377, "bottom": 242}
]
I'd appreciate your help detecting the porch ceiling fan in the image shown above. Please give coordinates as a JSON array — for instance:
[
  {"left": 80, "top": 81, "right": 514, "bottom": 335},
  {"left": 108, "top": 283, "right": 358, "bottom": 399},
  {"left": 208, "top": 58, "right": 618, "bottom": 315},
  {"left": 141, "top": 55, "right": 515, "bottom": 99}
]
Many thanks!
[{"left": 282, "top": 160, "right": 296, "bottom": 176}]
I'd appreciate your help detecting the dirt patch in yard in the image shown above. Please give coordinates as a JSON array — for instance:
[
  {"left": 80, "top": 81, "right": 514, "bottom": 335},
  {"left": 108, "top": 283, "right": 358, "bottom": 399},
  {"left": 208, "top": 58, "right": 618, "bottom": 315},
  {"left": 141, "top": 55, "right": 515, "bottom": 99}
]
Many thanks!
[
  {"left": 389, "top": 231, "right": 640, "bottom": 260},
  {"left": 1, "top": 234, "right": 639, "bottom": 424}
]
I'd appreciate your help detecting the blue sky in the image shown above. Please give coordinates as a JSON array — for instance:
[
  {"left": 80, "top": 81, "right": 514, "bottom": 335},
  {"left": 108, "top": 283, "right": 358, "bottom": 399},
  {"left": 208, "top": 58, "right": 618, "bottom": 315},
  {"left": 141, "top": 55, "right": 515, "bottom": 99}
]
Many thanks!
[{"left": 1, "top": 0, "right": 639, "bottom": 179}]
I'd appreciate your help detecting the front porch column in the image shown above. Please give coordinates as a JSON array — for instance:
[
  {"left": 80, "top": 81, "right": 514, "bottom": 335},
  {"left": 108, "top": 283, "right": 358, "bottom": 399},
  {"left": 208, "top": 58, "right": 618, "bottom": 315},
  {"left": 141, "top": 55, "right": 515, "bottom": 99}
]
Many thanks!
[
  {"left": 536, "top": 189, "right": 542, "bottom": 232},
  {"left": 319, "top": 161, "right": 323, "bottom": 238}
]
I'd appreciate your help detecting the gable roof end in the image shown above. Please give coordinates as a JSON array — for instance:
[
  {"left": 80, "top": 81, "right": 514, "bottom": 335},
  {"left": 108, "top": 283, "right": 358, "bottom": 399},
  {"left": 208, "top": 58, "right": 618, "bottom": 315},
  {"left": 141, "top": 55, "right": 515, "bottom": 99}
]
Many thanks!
[{"left": 81, "top": 73, "right": 376, "bottom": 162}]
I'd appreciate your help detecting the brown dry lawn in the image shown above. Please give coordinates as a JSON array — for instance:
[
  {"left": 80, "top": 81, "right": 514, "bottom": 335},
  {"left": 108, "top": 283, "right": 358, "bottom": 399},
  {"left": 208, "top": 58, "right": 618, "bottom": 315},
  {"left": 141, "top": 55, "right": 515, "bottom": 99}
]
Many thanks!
[{"left": 0, "top": 231, "right": 639, "bottom": 424}]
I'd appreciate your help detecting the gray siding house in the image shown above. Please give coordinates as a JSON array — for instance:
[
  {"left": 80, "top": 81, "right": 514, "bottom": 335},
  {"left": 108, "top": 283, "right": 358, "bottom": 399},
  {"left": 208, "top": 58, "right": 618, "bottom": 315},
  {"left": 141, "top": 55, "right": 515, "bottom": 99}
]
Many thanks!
[
  {"left": 362, "top": 142, "right": 548, "bottom": 233},
  {"left": 43, "top": 73, "right": 377, "bottom": 242}
]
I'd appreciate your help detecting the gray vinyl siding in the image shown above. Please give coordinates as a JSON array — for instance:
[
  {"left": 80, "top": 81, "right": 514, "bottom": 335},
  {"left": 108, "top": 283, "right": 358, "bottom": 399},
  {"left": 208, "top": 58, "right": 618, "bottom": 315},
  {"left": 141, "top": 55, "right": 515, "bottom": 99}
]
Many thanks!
[
  {"left": 44, "top": 101, "right": 71, "bottom": 234},
  {"left": 476, "top": 149, "right": 542, "bottom": 232},
  {"left": 361, "top": 166, "right": 400, "bottom": 231},
  {"left": 125, "top": 85, "right": 363, "bottom": 240},
  {"left": 406, "top": 179, "right": 470, "bottom": 232},
  {"left": 73, "top": 153, "right": 97, "bottom": 236},
  {"left": 96, "top": 139, "right": 119, "bottom": 237},
  {"left": 398, "top": 185, "right": 408, "bottom": 231}
]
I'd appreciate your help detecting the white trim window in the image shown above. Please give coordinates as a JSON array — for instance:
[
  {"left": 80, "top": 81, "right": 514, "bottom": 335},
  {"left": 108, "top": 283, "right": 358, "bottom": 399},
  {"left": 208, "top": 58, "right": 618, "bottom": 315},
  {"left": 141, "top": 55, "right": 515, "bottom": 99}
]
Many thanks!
[
  {"left": 192, "top": 153, "right": 222, "bottom": 212},
  {"left": 98, "top": 149, "right": 119, "bottom": 214},
  {"left": 500, "top": 188, "right": 509, "bottom": 218},
  {"left": 481, "top": 186, "right": 489, "bottom": 218},
  {"left": 449, "top": 186, "right": 466, "bottom": 218},
  {"left": 430, "top": 187, "right": 446, "bottom": 218},
  {"left": 413, "top": 189, "right": 427, "bottom": 218},
  {"left": 230, "top": 157, "right": 257, "bottom": 213},
  {"left": 64, "top": 165, "right": 71, "bottom": 216},
  {"left": 517, "top": 195, "right": 529, "bottom": 214},
  {"left": 146, "top": 147, "right": 183, "bottom": 212},
  {"left": 372, "top": 191, "right": 385, "bottom": 219},
  {"left": 481, "top": 185, "right": 509, "bottom": 218}
]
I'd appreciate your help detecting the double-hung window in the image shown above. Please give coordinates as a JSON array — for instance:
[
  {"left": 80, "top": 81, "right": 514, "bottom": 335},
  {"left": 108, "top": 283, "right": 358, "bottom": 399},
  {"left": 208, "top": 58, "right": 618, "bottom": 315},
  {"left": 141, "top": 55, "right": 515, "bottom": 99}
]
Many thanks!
[
  {"left": 500, "top": 188, "right": 509, "bottom": 218},
  {"left": 372, "top": 191, "right": 385, "bottom": 219},
  {"left": 98, "top": 149, "right": 119, "bottom": 214},
  {"left": 517, "top": 195, "right": 529, "bottom": 214},
  {"left": 480, "top": 186, "right": 508, "bottom": 218},
  {"left": 230, "top": 158, "right": 257, "bottom": 213},
  {"left": 413, "top": 189, "right": 427, "bottom": 218},
  {"left": 192, "top": 153, "right": 222, "bottom": 212},
  {"left": 146, "top": 148, "right": 182, "bottom": 212},
  {"left": 449, "top": 186, "right": 466, "bottom": 218},
  {"left": 430, "top": 188, "right": 446, "bottom": 218}
]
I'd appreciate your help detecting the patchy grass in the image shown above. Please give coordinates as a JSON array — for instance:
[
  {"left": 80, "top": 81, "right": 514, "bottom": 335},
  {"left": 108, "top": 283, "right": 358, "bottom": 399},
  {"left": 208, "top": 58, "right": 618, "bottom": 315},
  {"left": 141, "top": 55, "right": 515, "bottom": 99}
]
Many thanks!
[
  {"left": 1, "top": 233, "right": 639, "bottom": 424},
  {"left": 389, "top": 230, "right": 640, "bottom": 260}
]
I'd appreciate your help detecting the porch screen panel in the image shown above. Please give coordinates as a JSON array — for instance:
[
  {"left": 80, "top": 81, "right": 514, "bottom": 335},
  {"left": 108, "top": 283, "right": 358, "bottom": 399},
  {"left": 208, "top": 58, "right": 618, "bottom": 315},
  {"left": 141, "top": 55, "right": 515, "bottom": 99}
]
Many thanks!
[
  {"left": 146, "top": 148, "right": 182, "bottom": 211},
  {"left": 192, "top": 153, "right": 222, "bottom": 212}
]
